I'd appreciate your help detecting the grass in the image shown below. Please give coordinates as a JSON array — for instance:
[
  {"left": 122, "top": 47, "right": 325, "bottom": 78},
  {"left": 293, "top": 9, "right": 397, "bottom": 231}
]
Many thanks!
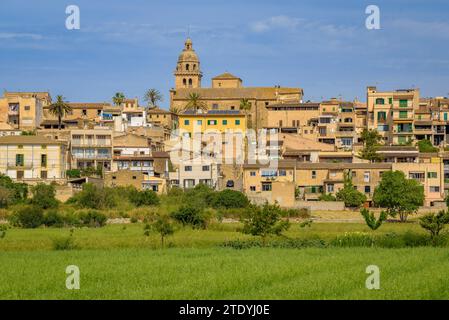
[
  {"left": 0, "top": 222, "right": 448, "bottom": 299},
  {"left": 0, "top": 247, "right": 449, "bottom": 299}
]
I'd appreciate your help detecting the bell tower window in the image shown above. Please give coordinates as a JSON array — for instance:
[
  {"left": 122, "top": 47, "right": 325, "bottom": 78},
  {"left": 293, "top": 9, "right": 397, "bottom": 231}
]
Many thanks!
[
  {"left": 186, "top": 64, "right": 190, "bottom": 71},
  {"left": 188, "top": 79, "right": 193, "bottom": 87},
  {"left": 183, "top": 78, "right": 187, "bottom": 86}
]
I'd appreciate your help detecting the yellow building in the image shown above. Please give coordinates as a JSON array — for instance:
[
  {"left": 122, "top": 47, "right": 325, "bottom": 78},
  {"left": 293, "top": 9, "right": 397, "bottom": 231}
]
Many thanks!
[
  {"left": 0, "top": 91, "right": 51, "bottom": 130},
  {"left": 0, "top": 135, "right": 67, "bottom": 183},
  {"left": 178, "top": 110, "right": 246, "bottom": 136}
]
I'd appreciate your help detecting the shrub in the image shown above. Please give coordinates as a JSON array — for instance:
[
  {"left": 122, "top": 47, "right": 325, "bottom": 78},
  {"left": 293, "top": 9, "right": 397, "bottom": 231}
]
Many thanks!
[
  {"left": 417, "top": 139, "right": 438, "bottom": 153},
  {"left": 0, "top": 225, "right": 7, "bottom": 239},
  {"left": 318, "top": 193, "right": 337, "bottom": 201},
  {"left": 66, "top": 169, "right": 81, "bottom": 178},
  {"left": 128, "top": 188, "right": 160, "bottom": 207},
  {"left": 171, "top": 205, "right": 210, "bottom": 229},
  {"left": 0, "top": 187, "right": 13, "bottom": 208},
  {"left": 210, "top": 189, "right": 249, "bottom": 209},
  {"left": 77, "top": 209, "right": 107, "bottom": 227},
  {"left": 331, "top": 232, "right": 374, "bottom": 247},
  {"left": 43, "top": 210, "right": 65, "bottom": 227},
  {"left": 167, "top": 186, "right": 184, "bottom": 197},
  {"left": 30, "top": 183, "right": 59, "bottom": 209},
  {"left": 144, "top": 215, "right": 175, "bottom": 248},
  {"left": 130, "top": 216, "right": 138, "bottom": 223},
  {"left": 401, "top": 231, "right": 430, "bottom": 247},
  {"left": 336, "top": 176, "right": 367, "bottom": 208},
  {"left": 375, "top": 232, "right": 405, "bottom": 248},
  {"left": 52, "top": 235, "right": 77, "bottom": 250},
  {"left": 280, "top": 208, "right": 311, "bottom": 218},
  {"left": 183, "top": 184, "right": 215, "bottom": 209},
  {"left": 68, "top": 183, "right": 117, "bottom": 209},
  {"left": 221, "top": 238, "right": 327, "bottom": 249},
  {"left": 8, "top": 205, "right": 44, "bottom": 228},
  {"left": 361, "top": 208, "right": 387, "bottom": 231},
  {"left": 419, "top": 211, "right": 449, "bottom": 240},
  {"left": 0, "top": 174, "right": 28, "bottom": 204}
]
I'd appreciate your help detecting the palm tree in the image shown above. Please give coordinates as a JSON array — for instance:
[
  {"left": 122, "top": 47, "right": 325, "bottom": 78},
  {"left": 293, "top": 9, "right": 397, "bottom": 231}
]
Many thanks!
[
  {"left": 169, "top": 105, "right": 181, "bottom": 115},
  {"left": 48, "top": 95, "right": 72, "bottom": 130},
  {"left": 144, "top": 89, "right": 163, "bottom": 109},
  {"left": 185, "top": 92, "right": 207, "bottom": 112},
  {"left": 112, "top": 92, "right": 125, "bottom": 106},
  {"left": 239, "top": 98, "right": 252, "bottom": 128}
]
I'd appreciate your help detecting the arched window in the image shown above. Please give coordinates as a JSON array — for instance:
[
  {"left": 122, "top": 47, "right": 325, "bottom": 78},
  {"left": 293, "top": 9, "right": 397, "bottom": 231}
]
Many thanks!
[
  {"left": 186, "top": 64, "right": 190, "bottom": 71},
  {"left": 183, "top": 78, "right": 187, "bottom": 86},
  {"left": 193, "top": 64, "right": 196, "bottom": 70},
  {"left": 188, "top": 78, "right": 193, "bottom": 86}
]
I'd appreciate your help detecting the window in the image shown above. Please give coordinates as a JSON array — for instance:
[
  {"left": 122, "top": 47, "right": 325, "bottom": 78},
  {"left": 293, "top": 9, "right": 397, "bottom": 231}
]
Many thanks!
[
  {"left": 235, "top": 120, "right": 240, "bottom": 125},
  {"left": 399, "top": 111, "right": 408, "bottom": 119},
  {"left": 197, "top": 120, "right": 202, "bottom": 125},
  {"left": 188, "top": 79, "right": 193, "bottom": 86},
  {"left": 16, "top": 154, "right": 24, "bottom": 166},
  {"left": 377, "top": 111, "right": 387, "bottom": 121},
  {"left": 16, "top": 170, "right": 24, "bottom": 179},
  {"left": 184, "top": 120, "right": 190, "bottom": 125},
  {"left": 377, "top": 124, "right": 389, "bottom": 132},
  {"left": 261, "top": 182, "right": 272, "bottom": 191},
  {"left": 364, "top": 186, "right": 371, "bottom": 194},
  {"left": 132, "top": 176, "right": 137, "bottom": 180},
  {"left": 112, "top": 176, "right": 116, "bottom": 180},
  {"left": 184, "top": 166, "right": 192, "bottom": 172},
  {"left": 389, "top": 98, "right": 393, "bottom": 104},
  {"left": 427, "top": 172, "right": 437, "bottom": 179},
  {"left": 41, "top": 154, "right": 47, "bottom": 167},
  {"left": 97, "top": 109, "right": 101, "bottom": 115},
  {"left": 312, "top": 171, "right": 316, "bottom": 179},
  {"left": 207, "top": 120, "right": 217, "bottom": 125},
  {"left": 24, "top": 105, "right": 30, "bottom": 111},
  {"left": 222, "top": 120, "right": 228, "bottom": 125},
  {"left": 212, "top": 104, "right": 218, "bottom": 109},
  {"left": 82, "top": 109, "right": 87, "bottom": 116},
  {"left": 375, "top": 98, "right": 385, "bottom": 105},
  {"left": 445, "top": 113, "right": 448, "bottom": 121},
  {"left": 250, "top": 186, "right": 256, "bottom": 191},
  {"left": 261, "top": 170, "right": 277, "bottom": 177},
  {"left": 230, "top": 106, "right": 235, "bottom": 110},
  {"left": 327, "top": 184, "right": 334, "bottom": 193},
  {"left": 250, "top": 171, "right": 256, "bottom": 177},
  {"left": 278, "top": 170, "right": 287, "bottom": 176},
  {"left": 430, "top": 186, "right": 440, "bottom": 193},
  {"left": 202, "top": 165, "right": 210, "bottom": 171},
  {"left": 399, "top": 99, "right": 408, "bottom": 108},
  {"left": 341, "top": 138, "right": 352, "bottom": 146},
  {"left": 364, "top": 171, "right": 370, "bottom": 183},
  {"left": 41, "top": 171, "right": 47, "bottom": 179}
]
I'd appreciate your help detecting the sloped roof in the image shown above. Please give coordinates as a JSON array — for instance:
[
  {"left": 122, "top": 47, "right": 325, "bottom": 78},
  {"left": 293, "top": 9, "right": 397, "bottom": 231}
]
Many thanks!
[
  {"left": 212, "top": 72, "right": 241, "bottom": 80},
  {"left": 0, "top": 135, "right": 65, "bottom": 145},
  {"left": 113, "top": 134, "right": 149, "bottom": 148},
  {"left": 172, "top": 87, "right": 303, "bottom": 100}
]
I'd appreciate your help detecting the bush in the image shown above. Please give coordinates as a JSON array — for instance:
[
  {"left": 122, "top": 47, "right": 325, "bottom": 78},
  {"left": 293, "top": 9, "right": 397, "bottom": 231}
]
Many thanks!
[
  {"left": 77, "top": 209, "right": 107, "bottom": 227},
  {"left": 280, "top": 208, "right": 311, "bottom": 218},
  {"left": 318, "top": 193, "right": 337, "bottom": 201},
  {"left": 52, "top": 236, "right": 77, "bottom": 250},
  {"left": 43, "top": 210, "right": 65, "bottom": 227},
  {"left": 0, "top": 174, "right": 28, "bottom": 204},
  {"left": 417, "top": 139, "right": 438, "bottom": 153},
  {"left": 209, "top": 189, "right": 249, "bottom": 209},
  {"left": 221, "top": 238, "right": 327, "bottom": 249},
  {"left": 30, "top": 183, "right": 59, "bottom": 209},
  {"left": 0, "top": 186, "right": 13, "bottom": 208},
  {"left": 128, "top": 188, "right": 160, "bottom": 207},
  {"left": 8, "top": 205, "right": 44, "bottom": 228},
  {"left": 167, "top": 186, "right": 184, "bottom": 198},
  {"left": 331, "top": 232, "right": 374, "bottom": 247},
  {"left": 68, "top": 183, "right": 117, "bottom": 209},
  {"left": 374, "top": 232, "right": 405, "bottom": 248},
  {"left": 183, "top": 184, "right": 215, "bottom": 209},
  {"left": 66, "top": 169, "right": 81, "bottom": 178},
  {"left": 130, "top": 216, "right": 138, "bottom": 223},
  {"left": 171, "top": 205, "right": 210, "bottom": 229}
]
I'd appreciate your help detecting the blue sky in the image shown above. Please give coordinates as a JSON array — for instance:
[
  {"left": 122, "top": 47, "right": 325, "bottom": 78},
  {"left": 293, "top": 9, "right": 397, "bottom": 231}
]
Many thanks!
[{"left": 1, "top": 0, "right": 449, "bottom": 107}]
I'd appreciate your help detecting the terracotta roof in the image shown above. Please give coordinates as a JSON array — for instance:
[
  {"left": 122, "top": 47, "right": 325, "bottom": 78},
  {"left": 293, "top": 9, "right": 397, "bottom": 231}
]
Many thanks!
[
  {"left": 212, "top": 72, "right": 241, "bottom": 80},
  {"left": 172, "top": 87, "right": 303, "bottom": 100},
  {"left": 147, "top": 107, "right": 172, "bottom": 114},
  {"left": 0, "top": 135, "right": 65, "bottom": 145}
]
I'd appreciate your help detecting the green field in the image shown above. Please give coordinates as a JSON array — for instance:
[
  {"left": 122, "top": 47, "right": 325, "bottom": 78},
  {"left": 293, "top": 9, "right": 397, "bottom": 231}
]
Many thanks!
[{"left": 1, "top": 223, "right": 448, "bottom": 299}]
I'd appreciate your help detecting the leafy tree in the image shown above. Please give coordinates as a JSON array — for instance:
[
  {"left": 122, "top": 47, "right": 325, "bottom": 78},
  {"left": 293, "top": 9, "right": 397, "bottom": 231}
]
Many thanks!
[
  {"left": 112, "top": 92, "right": 125, "bottom": 106},
  {"left": 210, "top": 189, "right": 249, "bottom": 209},
  {"left": 185, "top": 92, "right": 207, "bottom": 112},
  {"left": 318, "top": 193, "right": 336, "bottom": 201},
  {"left": 358, "top": 129, "right": 383, "bottom": 162},
  {"left": 419, "top": 211, "right": 449, "bottom": 239},
  {"left": 30, "top": 183, "right": 59, "bottom": 209},
  {"left": 183, "top": 184, "right": 215, "bottom": 209},
  {"left": 144, "top": 215, "right": 175, "bottom": 248},
  {"left": 0, "top": 186, "right": 13, "bottom": 208},
  {"left": 128, "top": 188, "right": 160, "bottom": 207},
  {"left": 241, "top": 203, "right": 290, "bottom": 246},
  {"left": 67, "top": 183, "right": 116, "bottom": 209},
  {"left": 171, "top": 205, "right": 210, "bottom": 229},
  {"left": 360, "top": 208, "right": 387, "bottom": 230},
  {"left": 373, "top": 170, "right": 424, "bottom": 222},
  {"left": 144, "top": 89, "right": 163, "bottom": 109},
  {"left": 0, "top": 174, "right": 28, "bottom": 204},
  {"left": 48, "top": 95, "right": 72, "bottom": 130},
  {"left": 336, "top": 174, "right": 367, "bottom": 208},
  {"left": 417, "top": 139, "right": 438, "bottom": 153},
  {"left": 77, "top": 209, "right": 107, "bottom": 227}
]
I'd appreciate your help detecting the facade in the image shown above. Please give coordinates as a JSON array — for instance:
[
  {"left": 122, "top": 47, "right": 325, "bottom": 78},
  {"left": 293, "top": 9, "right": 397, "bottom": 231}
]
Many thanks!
[
  {"left": 104, "top": 170, "right": 167, "bottom": 194},
  {"left": 169, "top": 159, "right": 219, "bottom": 189},
  {"left": 70, "top": 129, "right": 113, "bottom": 171},
  {"left": 0, "top": 135, "right": 67, "bottom": 183}
]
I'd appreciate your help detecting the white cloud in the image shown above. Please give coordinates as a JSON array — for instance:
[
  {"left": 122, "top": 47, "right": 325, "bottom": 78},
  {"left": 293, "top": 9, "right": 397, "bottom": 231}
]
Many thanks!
[
  {"left": 250, "top": 15, "right": 302, "bottom": 33},
  {"left": 0, "top": 32, "right": 43, "bottom": 40}
]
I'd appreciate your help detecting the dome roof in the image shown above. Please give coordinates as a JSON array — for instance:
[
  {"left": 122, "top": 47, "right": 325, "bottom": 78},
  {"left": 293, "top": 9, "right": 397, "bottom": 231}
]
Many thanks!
[{"left": 177, "top": 38, "right": 199, "bottom": 63}]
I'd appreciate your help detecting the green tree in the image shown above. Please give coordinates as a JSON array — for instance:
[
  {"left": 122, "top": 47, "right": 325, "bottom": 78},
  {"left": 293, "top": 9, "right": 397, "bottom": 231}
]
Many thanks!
[
  {"left": 0, "top": 174, "right": 28, "bottom": 204},
  {"left": 30, "top": 183, "right": 59, "bottom": 209},
  {"left": 0, "top": 186, "right": 13, "bottom": 208},
  {"left": 48, "top": 95, "right": 72, "bottom": 130},
  {"left": 143, "top": 89, "right": 163, "bottom": 109},
  {"left": 419, "top": 210, "right": 449, "bottom": 240},
  {"left": 358, "top": 129, "right": 383, "bottom": 162},
  {"left": 417, "top": 139, "right": 438, "bottom": 153},
  {"left": 145, "top": 215, "right": 175, "bottom": 248},
  {"left": 239, "top": 98, "right": 252, "bottom": 128},
  {"left": 210, "top": 189, "right": 249, "bottom": 209},
  {"left": 128, "top": 188, "right": 160, "bottom": 207},
  {"left": 112, "top": 92, "right": 125, "bottom": 106},
  {"left": 241, "top": 203, "right": 290, "bottom": 246},
  {"left": 185, "top": 92, "right": 207, "bottom": 112},
  {"left": 373, "top": 170, "right": 424, "bottom": 222},
  {"left": 336, "top": 174, "right": 367, "bottom": 208},
  {"left": 9, "top": 205, "right": 44, "bottom": 228},
  {"left": 67, "top": 183, "right": 116, "bottom": 209},
  {"left": 360, "top": 208, "right": 387, "bottom": 230}
]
